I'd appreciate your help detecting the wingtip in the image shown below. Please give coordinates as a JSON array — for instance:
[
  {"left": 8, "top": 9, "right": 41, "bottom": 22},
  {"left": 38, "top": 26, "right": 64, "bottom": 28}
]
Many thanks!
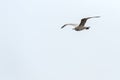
[
  {"left": 94, "top": 16, "right": 100, "bottom": 18},
  {"left": 61, "top": 25, "right": 65, "bottom": 29},
  {"left": 61, "top": 26, "right": 64, "bottom": 29},
  {"left": 61, "top": 27, "right": 63, "bottom": 29}
]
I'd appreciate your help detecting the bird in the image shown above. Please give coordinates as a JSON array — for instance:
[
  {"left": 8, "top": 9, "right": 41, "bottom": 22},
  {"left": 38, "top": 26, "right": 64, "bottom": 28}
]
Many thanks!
[{"left": 61, "top": 16, "right": 100, "bottom": 31}]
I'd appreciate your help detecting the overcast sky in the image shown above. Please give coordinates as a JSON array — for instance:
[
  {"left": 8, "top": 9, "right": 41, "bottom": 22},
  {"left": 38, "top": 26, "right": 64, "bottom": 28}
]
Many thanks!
[{"left": 0, "top": 0, "right": 120, "bottom": 80}]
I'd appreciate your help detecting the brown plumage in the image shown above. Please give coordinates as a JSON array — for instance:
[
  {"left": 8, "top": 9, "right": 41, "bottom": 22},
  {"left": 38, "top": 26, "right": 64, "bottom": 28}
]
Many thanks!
[{"left": 61, "top": 16, "right": 100, "bottom": 31}]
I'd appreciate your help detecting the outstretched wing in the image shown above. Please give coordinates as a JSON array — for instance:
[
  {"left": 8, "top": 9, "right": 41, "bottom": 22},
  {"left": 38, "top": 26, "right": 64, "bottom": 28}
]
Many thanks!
[
  {"left": 61, "top": 23, "right": 77, "bottom": 29},
  {"left": 79, "top": 16, "right": 100, "bottom": 26}
]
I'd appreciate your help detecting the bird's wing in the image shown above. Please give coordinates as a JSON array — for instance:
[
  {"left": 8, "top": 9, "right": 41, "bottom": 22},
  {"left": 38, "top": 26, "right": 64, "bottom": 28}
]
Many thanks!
[
  {"left": 79, "top": 16, "right": 100, "bottom": 26},
  {"left": 61, "top": 23, "right": 78, "bottom": 29}
]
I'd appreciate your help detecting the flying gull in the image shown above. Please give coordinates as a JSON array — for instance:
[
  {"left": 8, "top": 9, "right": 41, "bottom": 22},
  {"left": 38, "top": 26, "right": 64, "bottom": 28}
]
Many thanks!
[{"left": 61, "top": 16, "right": 100, "bottom": 31}]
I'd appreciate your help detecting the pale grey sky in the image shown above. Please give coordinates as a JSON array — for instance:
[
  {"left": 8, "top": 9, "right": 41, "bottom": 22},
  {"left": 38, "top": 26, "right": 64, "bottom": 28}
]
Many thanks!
[{"left": 0, "top": 0, "right": 120, "bottom": 80}]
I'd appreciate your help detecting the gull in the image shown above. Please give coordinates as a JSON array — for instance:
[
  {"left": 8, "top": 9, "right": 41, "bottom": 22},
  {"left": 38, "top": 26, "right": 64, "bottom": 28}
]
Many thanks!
[{"left": 61, "top": 16, "right": 100, "bottom": 31}]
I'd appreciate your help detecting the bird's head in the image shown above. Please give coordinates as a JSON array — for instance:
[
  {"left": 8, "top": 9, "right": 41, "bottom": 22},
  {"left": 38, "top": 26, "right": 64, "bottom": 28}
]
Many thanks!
[{"left": 85, "top": 27, "right": 90, "bottom": 30}]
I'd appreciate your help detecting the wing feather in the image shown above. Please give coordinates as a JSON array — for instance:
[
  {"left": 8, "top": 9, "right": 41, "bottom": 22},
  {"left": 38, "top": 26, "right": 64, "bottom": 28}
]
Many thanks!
[
  {"left": 79, "top": 16, "right": 100, "bottom": 26},
  {"left": 61, "top": 24, "right": 77, "bottom": 29}
]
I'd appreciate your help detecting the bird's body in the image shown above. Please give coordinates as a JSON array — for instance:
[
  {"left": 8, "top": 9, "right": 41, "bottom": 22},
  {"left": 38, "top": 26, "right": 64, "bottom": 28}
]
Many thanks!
[
  {"left": 61, "top": 16, "right": 100, "bottom": 31},
  {"left": 73, "top": 25, "right": 90, "bottom": 31}
]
